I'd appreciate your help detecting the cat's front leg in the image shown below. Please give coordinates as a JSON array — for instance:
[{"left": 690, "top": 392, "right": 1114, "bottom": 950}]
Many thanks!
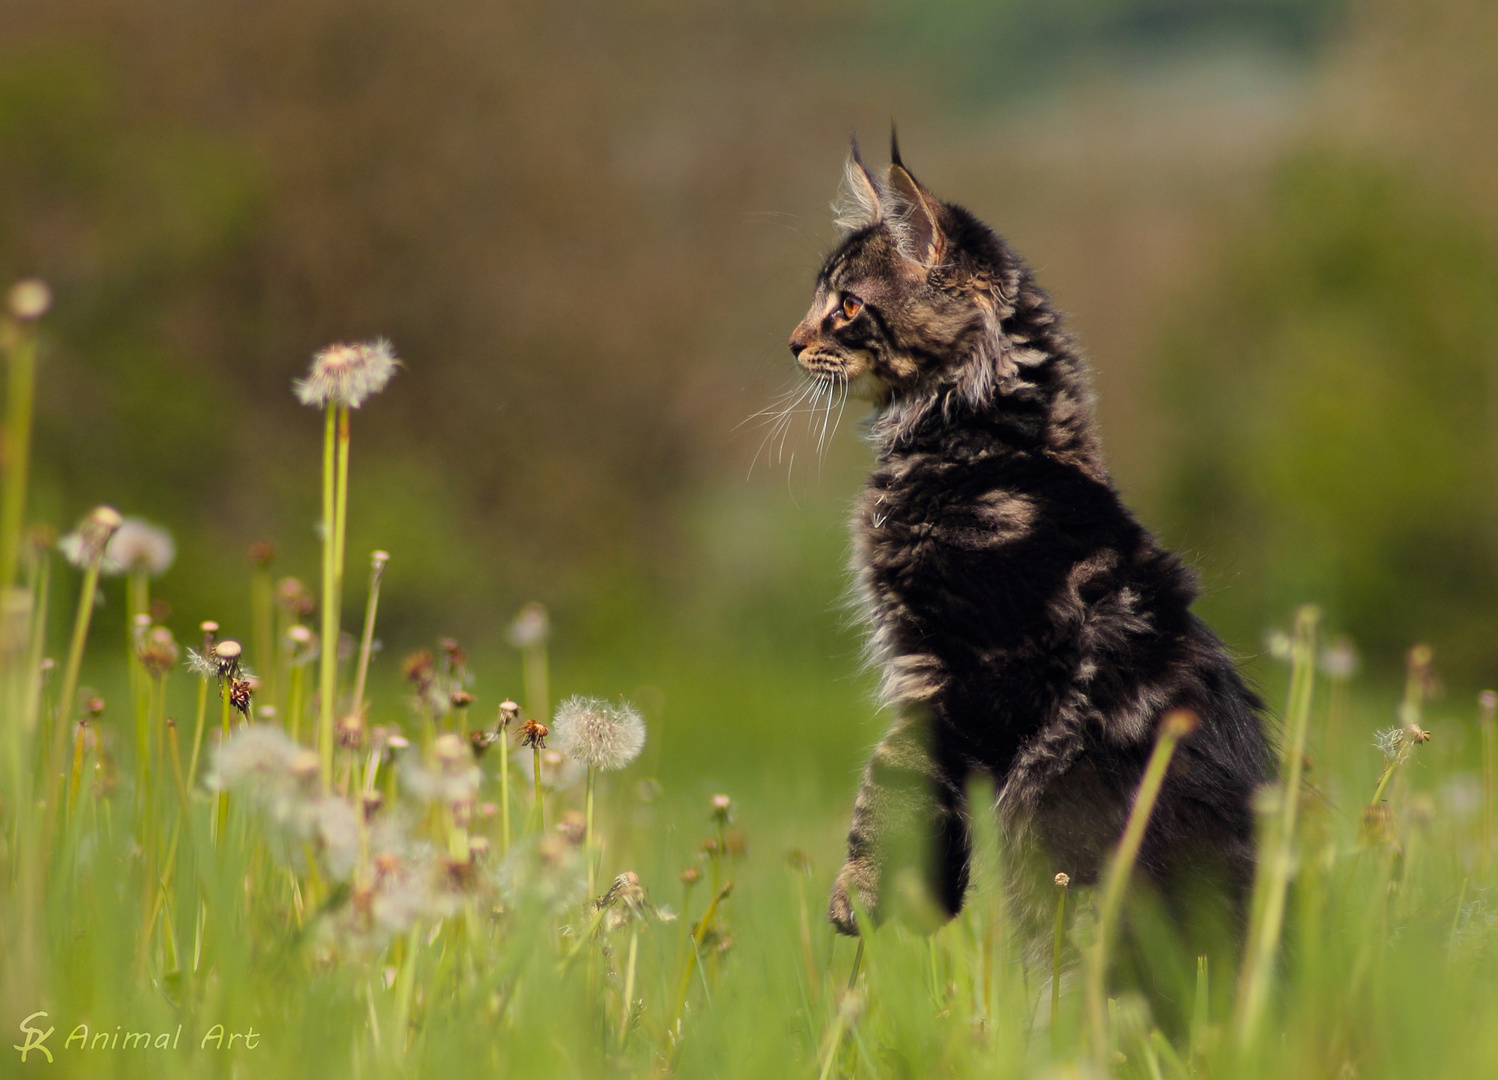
[{"left": 829, "top": 708, "right": 970, "bottom": 936}]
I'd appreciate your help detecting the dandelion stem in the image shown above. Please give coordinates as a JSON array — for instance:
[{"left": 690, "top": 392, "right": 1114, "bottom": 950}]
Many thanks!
[
  {"left": 0, "top": 314, "right": 38, "bottom": 597},
  {"left": 499, "top": 733, "right": 511, "bottom": 855},
  {"left": 1051, "top": 876, "right": 1068, "bottom": 1036},
  {"left": 351, "top": 551, "right": 387, "bottom": 723},
  {"left": 532, "top": 744, "right": 544, "bottom": 832},
  {"left": 585, "top": 765, "right": 597, "bottom": 896},
  {"left": 317, "top": 401, "right": 338, "bottom": 789},
  {"left": 619, "top": 924, "right": 640, "bottom": 1048},
  {"left": 1086, "top": 709, "right": 1195, "bottom": 1074},
  {"left": 1233, "top": 604, "right": 1319, "bottom": 1048},
  {"left": 187, "top": 673, "right": 209, "bottom": 789},
  {"left": 45, "top": 544, "right": 107, "bottom": 833}
]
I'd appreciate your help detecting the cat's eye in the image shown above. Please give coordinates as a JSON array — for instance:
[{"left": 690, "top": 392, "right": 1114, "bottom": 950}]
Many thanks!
[{"left": 841, "top": 295, "right": 863, "bottom": 319}]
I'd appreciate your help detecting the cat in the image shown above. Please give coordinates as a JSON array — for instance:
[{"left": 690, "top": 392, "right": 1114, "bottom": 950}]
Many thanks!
[{"left": 788, "top": 136, "right": 1273, "bottom": 984}]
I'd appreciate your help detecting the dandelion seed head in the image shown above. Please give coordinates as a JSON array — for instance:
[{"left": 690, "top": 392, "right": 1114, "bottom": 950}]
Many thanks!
[
  {"left": 294, "top": 339, "right": 398, "bottom": 409},
  {"left": 1321, "top": 636, "right": 1359, "bottom": 680},
  {"left": 1375, "top": 726, "right": 1404, "bottom": 760},
  {"left": 552, "top": 696, "right": 645, "bottom": 772},
  {"left": 100, "top": 517, "right": 175, "bottom": 577},
  {"left": 506, "top": 602, "right": 550, "bottom": 649},
  {"left": 1054, "top": 872, "right": 1071, "bottom": 888},
  {"left": 6, "top": 279, "right": 52, "bottom": 321}
]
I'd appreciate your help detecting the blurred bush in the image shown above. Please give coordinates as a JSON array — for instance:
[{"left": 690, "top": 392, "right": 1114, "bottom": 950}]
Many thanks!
[{"left": 1151, "top": 151, "right": 1498, "bottom": 677}]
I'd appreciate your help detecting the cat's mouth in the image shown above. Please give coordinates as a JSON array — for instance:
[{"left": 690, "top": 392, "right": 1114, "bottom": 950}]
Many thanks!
[{"left": 796, "top": 350, "right": 888, "bottom": 402}]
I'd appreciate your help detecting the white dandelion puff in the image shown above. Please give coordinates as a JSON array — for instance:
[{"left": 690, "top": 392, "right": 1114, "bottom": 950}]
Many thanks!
[
  {"left": 552, "top": 696, "right": 645, "bottom": 772},
  {"left": 293, "top": 339, "right": 399, "bottom": 409},
  {"left": 101, "top": 517, "right": 175, "bottom": 577}
]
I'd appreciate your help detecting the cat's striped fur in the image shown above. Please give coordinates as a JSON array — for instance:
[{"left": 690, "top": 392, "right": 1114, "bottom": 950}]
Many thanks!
[{"left": 788, "top": 138, "right": 1272, "bottom": 961}]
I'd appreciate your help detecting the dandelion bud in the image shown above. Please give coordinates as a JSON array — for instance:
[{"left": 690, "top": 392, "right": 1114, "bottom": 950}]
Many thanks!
[
  {"left": 84, "top": 696, "right": 105, "bottom": 718},
  {"left": 386, "top": 734, "right": 409, "bottom": 751},
  {"left": 710, "top": 793, "right": 732, "bottom": 822},
  {"left": 6, "top": 279, "right": 52, "bottom": 321},
  {"left": 450, "top": 689, "right": 474, "bottom": 709},
  {"left": 294, "top": 339, "right": 399, "bottom": 410},
  {"left": 362, "top": 791, "right": 385, "bottom": 821},
  {"left": 681, "top": 865, "right": 701, "bottom": 886},
  {"left": 248, "top": 540, "right": 276, "bottom": 567},
  {"left": 139, "top": 627, "right": 180, "bottom": 677},
  {"left": 468, "top": 729, "right": 497, "bottom": 757},
  {"left": 552, "top": 696, "right": 645, "bottom": 772}
]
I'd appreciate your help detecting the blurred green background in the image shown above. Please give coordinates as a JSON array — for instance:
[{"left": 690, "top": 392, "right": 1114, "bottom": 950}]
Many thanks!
[{"left": 4, "top": 0, "right": 1498, "bottom": 794}]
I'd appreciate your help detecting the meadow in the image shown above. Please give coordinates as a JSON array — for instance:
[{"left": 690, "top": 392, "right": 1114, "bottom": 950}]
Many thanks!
[{"left": 5, "top": 284, "right": 1498, "bottom": 1080}]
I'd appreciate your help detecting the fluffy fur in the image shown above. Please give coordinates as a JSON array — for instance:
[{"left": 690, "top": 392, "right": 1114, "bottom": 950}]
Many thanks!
[{"left": 787, "top": 137, "right": 1272, "bottom": 977}]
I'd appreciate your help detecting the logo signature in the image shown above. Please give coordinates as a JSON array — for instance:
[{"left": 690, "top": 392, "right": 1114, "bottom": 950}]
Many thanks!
[{"left": 13, "top": 1012, "right": 54, "bottom": 1063}]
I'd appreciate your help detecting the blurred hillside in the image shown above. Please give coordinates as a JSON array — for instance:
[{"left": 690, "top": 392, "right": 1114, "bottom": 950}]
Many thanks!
[{"left": 4, "top": 0, "right": 1497, "bottom": 686}]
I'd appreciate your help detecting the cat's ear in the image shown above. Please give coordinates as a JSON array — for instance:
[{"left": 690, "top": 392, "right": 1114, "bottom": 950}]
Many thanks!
[
  {"left": 886, "top": 130, "right": 946, "bottom": 267},
  {"left": 833, "top": 135, "right": 884, "bottom": 231}
]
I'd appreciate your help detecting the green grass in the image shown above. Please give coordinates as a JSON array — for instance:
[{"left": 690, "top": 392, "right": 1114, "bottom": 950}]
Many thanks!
[{"left": 6, "top": 297, "right": 1498, "bottom": 1080}]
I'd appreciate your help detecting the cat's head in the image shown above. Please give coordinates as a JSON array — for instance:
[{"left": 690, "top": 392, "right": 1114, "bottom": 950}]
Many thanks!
[{"left": 789, "top": 135, "right": 1022, "bottom": 408}]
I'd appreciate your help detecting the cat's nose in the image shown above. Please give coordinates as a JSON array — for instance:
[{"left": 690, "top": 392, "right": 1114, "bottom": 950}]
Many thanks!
[{"left": 789, "top": 331, "right": 810, "bottom": 358}]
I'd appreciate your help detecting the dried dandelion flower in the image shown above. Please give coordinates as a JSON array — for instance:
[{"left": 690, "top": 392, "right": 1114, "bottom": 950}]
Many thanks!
[
  {"left": 1054, "top": 872, "right": 1071, "bottom": 888},
  {"left": 518, "top": 719, "right": 548, "bottom": 751},
  {"left": 497, "top": 699, "right": 521, "bottom": 729},
  {"left": 100, "top": 517, "right": 175, "bottom": 577},
  {"left": 228, "top": 678, "right": 254, "bottom": 719},
  {"left": 552, "top": 696, "right": 645, "bottom": 772},
  {"left": 294, "top": 339, "right": 398, "bottom": 409}
]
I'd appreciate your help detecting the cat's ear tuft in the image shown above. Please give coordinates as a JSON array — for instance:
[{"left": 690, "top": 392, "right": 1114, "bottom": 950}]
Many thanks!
[
  {"left": 885, "top": 150, "right": 946, "bottom": 268},
  {"left": 833, "top": 134, "right": 884, "bottom": 231}
]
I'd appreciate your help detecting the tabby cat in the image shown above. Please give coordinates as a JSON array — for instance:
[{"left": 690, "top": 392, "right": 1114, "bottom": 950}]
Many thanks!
[{"left": 788, "top": 137, "right": 1272, "bottom": 969}]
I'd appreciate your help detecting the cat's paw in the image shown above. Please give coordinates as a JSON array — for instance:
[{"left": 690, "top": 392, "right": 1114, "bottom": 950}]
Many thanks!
[{"left": 828, "top": 859, "right": 879, "bottom": 936}]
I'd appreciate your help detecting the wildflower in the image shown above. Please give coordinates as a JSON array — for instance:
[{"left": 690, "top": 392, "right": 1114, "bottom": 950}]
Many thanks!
[
  {"left": 293, "top": 339, "right": 399, "bottom": 410},
  {"left": 1263, "top": 629, "right": 1292, "bottom": 661},
  {"left": 276, "top": 577, "right": 315, "bottom": 617},
  {"left": 552, "top": 696, "right": 645, "bottom": 772},
  {"left": 451, "top": 689, "right": 474, "bottom": 710},
  {"left": 1055, "top": 872, "right": 1071, "bottom": 888},
  {"left": 710, "top": 793, "right": 732, "bottom": 823},
  {"left": 336, "top": 712, "right": 366, "bottom": 749},
  {"left": 248, "top": 540, "right": 276, "bottom": 568},
  {"left": 681, "top": 865, "right": 701, "bottom": 886},
  {"left": 469, "top": 729, "right": 497, "bottom": 757},
  {"left": 138, "top": 626, "right": 179, "bottom": 677},
  {"left": 56, "top": 505, "right": 123, "bottom": 568},
  {"left": 1321, "top": 636, "right": 1359, "bottom": 680},
  {"left": 100, "top": 517, "right": 176, "bottom": 577},
  {"left": 439, "top": 636, "right": 467, "bottom": 670},
  {"left": 287, "top": 625, "right": 318, "bottom": 664},
  {"left": 506, "top": 602, "right": 550, "bottom": 649},
  {"left": 6, "top": 279, "right": 52, "bottom": 321},
  {"left": 497, "top": 699, "right": 521, "bottom": 729},
  {"left": 557, "top": 810, "right": 586, "bottom": 846}
]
